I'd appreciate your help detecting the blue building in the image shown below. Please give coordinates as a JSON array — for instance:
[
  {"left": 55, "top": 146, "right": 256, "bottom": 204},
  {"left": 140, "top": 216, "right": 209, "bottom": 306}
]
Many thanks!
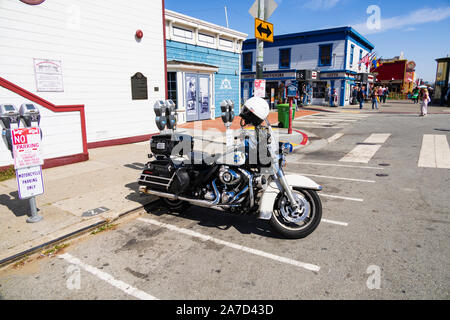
[
  {"left": 165, "top": 10, "right": 247, "bottom": 123},
  {"left": 241, "top": 27, "right": 375, "bottom": 107}
]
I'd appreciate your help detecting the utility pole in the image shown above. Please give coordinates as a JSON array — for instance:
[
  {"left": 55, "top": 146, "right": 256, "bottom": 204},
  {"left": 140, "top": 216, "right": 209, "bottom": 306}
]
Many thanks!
[
  {"left": 256, "top": 0, "right": 265, "bottom": 80},
  {"left": 224, "top": 6, "right": 229, "bottom": 28}
]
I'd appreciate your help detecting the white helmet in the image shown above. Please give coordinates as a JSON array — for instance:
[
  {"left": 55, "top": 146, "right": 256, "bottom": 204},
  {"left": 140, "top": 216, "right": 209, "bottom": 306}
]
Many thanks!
[{"left": 240, "top": 97, "right": 269, "bottom": 126}]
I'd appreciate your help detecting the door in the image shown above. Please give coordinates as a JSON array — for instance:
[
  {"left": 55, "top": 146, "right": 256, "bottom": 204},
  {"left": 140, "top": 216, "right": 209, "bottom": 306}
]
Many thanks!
[{"left": 185, "top": 74, "right": 211, "bottom": 122}]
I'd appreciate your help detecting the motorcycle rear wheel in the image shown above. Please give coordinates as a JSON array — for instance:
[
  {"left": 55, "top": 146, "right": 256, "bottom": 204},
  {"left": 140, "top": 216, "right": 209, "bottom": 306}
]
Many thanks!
[{"left": 270, "top": 188, "right": 322, "bottom": 239}]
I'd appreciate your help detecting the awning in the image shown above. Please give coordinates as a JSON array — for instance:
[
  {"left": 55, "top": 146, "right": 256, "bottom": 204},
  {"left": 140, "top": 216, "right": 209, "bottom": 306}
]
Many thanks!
[{"left": 167, "top": 60, "right": 219, "bottom": 73}]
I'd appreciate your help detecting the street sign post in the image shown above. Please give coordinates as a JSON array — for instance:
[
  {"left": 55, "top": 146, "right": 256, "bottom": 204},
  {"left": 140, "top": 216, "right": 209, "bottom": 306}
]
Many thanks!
[
  {"left": 287, "top": 85, "right": 297, "bottom": 135},
  {"left": 11, "top": 127, "right": 44, "bottom": 223}
]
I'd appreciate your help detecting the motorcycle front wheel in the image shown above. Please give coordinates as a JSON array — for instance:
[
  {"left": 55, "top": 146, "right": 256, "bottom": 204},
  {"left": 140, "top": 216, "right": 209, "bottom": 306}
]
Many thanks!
[{"left": 270, "top": 187, "right": 322, "bottom": 239}]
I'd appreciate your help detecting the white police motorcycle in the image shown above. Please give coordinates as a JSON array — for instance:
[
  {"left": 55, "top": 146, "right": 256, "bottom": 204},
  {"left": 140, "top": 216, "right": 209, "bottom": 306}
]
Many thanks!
[{"left": 138, "top": 97, "right": 322, "bottom": 239}]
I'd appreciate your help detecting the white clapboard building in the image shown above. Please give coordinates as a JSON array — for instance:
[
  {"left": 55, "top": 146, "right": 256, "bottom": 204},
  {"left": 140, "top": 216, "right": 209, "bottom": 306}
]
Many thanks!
[{"left": 0, "top": 0, "right": 166, "bottom": 169}]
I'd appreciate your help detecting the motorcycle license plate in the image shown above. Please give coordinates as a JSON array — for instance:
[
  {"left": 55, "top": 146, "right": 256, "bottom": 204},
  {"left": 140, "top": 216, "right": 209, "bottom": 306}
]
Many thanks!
[{"left": 156, "top": 142, "right": 166, "bottom": 150}]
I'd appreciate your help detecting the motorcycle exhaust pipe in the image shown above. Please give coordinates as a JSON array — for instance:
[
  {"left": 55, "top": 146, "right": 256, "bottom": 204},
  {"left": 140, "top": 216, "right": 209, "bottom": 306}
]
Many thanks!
[{"left": 139, "top": 186, "right": 225, "bottom": 211}]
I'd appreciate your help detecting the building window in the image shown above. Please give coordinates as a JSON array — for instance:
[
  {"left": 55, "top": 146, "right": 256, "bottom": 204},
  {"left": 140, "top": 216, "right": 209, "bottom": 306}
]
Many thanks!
[
  {"left": 219, "top": 38, "right": 233, "bottom": 48},
  {"left": 319, "top": 44, "right": 333, "bottom": 67},
  {"left": 359, "top": 49, "right": 363, "bottom": 64},
  {"left": 279, "top": 48, "right": 291, "bottom": 69},
  {"left": 243, "top": 52, "right": 253, "bottom": 71},
  {"left": 350, "top": 45, "right": 355, "bottom": 67},
  {"left": 167, "top": 72, "right": 177, "bottom": 107},
  {"left": 173, "top": 26, "right": 193, "bottom": 40},
  {"left": 198, "top": 33, "right": 215, "bottom": 45}
]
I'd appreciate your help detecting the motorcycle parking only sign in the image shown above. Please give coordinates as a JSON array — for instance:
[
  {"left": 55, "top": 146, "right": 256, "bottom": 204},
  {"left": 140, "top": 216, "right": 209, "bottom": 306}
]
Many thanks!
[
  {"left": 16, "top": 165, "right": 44, "bottom": 199},
  {"left": 11, "top": 127, "right": 44, "bottom": 169}
]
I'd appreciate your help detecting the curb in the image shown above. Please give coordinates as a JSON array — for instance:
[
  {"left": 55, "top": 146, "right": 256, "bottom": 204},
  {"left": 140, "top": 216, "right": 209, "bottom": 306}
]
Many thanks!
[{"left": 0, "top": 199, "right": 158, "bottom": 268}]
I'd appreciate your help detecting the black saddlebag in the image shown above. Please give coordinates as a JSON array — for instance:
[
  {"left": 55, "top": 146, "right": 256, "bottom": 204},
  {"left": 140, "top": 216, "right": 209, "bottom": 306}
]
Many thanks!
[{"left": 138, "top": 159, "right": 190, "bottom": 194}]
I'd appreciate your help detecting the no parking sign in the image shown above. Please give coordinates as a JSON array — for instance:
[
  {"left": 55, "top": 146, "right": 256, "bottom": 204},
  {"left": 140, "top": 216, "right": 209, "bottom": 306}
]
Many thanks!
[{"left": 11, "top": 128, "right": 45, "bottom": 199}]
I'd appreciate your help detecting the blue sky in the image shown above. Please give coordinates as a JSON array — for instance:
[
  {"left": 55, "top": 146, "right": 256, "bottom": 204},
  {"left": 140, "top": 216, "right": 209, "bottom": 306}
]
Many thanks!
[{"left": 165, "top": 0, "right": 450, "bottom": 82}]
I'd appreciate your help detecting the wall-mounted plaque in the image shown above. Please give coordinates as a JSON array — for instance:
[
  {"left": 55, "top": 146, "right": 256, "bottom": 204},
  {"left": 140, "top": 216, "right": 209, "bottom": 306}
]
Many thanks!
[{"left": 131, "top": 72, "right": 148, "bottom": 100}]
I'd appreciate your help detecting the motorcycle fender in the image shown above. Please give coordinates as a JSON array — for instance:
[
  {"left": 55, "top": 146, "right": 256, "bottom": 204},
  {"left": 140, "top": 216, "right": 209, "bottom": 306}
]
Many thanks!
[{"left": 258, "top": 175, "right": 322, "bottom": 220}]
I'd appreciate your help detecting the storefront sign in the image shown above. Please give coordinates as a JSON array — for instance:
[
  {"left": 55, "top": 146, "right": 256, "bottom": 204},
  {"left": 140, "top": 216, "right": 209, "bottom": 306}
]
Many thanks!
[
  {"left": 34, "top": 59, "right": 64, "bottom": 92},
  {"left": 254, "top": 79, "right": 266, "bottom": 97},
  {"left": 16, "top": 165, "right": 44, "bottom": 199},
  {"left": 11, "top": 127, "right": 44, "bottom": 169},
  {"left": 243, "top": 72, "right": 296, "bottom": 80}
]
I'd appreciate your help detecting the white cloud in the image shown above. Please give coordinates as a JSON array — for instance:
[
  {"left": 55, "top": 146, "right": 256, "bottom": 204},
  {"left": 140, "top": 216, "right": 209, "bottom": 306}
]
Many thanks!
[
  {"left": 352, "top": 6, "right": 450, "bottom": 35},
  {"left": 303, "top": 0, "right": 340, "bottom": 11}
]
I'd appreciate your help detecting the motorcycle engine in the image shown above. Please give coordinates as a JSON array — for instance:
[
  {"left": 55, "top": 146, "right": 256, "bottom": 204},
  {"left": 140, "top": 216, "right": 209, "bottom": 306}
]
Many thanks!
[{"left": 218, "top": 167, "right": 241, "bottom": 186}]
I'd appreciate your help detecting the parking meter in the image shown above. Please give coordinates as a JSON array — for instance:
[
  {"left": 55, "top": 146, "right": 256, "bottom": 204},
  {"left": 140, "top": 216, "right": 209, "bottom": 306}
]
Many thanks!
[
  {"left": 226, "top": 99, "right": 235, "bottom": 123},
  {"left": 19, "top": 103, "right": 41, "bottom": 127},
  {"left": 165, "top": 100, "right": 177, "bottom": 130},
  {"left": 153, "top": 100, "right": 167, "bottom": 131},
  {"left": 221, "top": 100, "right": 234, "bottom": 124},
  {"left": 0, "top": 104, "right": 20, "bottom": 153}
]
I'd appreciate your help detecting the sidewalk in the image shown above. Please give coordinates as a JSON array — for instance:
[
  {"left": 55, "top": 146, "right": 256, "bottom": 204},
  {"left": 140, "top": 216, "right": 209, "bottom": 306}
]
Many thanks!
[{"left": 0, "top": 109, "right": 318, "bottom": 265}]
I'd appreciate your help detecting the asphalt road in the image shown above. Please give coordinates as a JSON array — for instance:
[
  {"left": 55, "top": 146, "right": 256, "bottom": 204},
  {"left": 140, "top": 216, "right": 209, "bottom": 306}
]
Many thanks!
[{"left": 0, "top": 106, "right": 449, "bottom": 301}]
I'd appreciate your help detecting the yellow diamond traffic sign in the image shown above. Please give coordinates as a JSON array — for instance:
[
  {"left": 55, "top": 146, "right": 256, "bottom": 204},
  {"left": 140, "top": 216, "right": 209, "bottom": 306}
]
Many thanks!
[{"left": 255, "top": 18, "right": 273, "bottom": 43}]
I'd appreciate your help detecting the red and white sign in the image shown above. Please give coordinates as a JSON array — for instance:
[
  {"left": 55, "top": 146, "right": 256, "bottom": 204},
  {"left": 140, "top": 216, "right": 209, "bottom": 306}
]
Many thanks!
[
  {"left": 312, "top": 71, "right": 318, "bottom": 80},
  {"left": 254, "top": 79, "right": 266, "bottom": 98},
  {"left": 11, "top": 128, "right": 44, "bottom": 169}
]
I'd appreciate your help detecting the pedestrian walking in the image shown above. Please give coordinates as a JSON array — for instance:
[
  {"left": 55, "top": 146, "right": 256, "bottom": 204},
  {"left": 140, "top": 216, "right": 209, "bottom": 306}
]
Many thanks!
[
  {"left": 381, "top": 86, "right": 388, "bottom": 103},
  {"left": 411, "top": 87, "right": 420, "bottom": 104},
  {"left": 357, "top": 86, "right": 365, "bottom": 109},
  {"left": 419, "top": 88, "right": 430, "bottom": 116},
  {"left": 371, "top": 87, "right": 379, "bottom": 110}
]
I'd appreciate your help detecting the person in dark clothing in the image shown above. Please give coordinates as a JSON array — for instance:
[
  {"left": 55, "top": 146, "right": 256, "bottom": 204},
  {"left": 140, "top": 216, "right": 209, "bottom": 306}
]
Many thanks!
[{"left": 356, "top": 86, "right": 365, "bottom": 109}]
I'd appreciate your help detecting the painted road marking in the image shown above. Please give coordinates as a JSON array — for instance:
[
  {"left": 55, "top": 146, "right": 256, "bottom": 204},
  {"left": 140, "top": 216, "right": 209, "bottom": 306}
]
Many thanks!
[
  {"left": 340, "top": 134, "right": 391, "bottom": 163},
  {"left": 320, "top": 193, "right": 364, "bottom": 202},
  {"left": 418, "top": 134, "right": 450, "bottom": 169},
  {"left": 295, "top": 161, "right": 384, "bottom": 170},
  {"left": 322, "top": 219, "right": 349, "bottom": 227},
  {"left": 296, "top": 173, "right": 376, "bottom": 183},
  {"left": 327, "top": 133, "right": 344, "bottom": 143},
  {"left": 293, "top": 125, "right": 345, "bottom": 129},
  {"left": 59, "top": 253, "right": 158, "bottom": 300},
  {"left": 138, "top": 217, "right": 320, "bottom": 273},
  {"left": 364, "top": 133, "right": 391, "bottom": 144}
]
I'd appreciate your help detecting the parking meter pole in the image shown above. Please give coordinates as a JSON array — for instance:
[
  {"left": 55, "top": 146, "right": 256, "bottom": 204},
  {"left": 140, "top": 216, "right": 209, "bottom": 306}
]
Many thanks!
[
  {"left": 27, "top": 196, "right": 43, "bottom": 224},
  {"left": 288, "top": 97, "right": 293, "bottom": 135}
]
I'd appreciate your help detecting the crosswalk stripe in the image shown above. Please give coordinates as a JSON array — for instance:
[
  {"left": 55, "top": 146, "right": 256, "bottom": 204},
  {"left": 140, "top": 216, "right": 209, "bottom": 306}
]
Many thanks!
[
  {"left": 340, "top": 133, "right": 390, "bottom": 163},
  {"left": 435, "top": 135, "right": 450, "bottom": 169},
  {"left": 418, "top": 135, "right": 450, "bottom": 169}
]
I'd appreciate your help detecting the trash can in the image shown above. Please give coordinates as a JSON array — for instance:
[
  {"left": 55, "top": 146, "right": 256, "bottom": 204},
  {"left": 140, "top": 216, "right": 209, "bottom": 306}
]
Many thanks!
[{"left": 277, "top": 104, "right": 296, "bottom": 128}]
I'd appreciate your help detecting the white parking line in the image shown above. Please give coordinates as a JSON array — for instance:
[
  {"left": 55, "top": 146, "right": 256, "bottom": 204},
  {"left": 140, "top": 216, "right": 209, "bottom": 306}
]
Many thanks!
[
  {"left": 138, "top": 217, "right": 321, "bottom": 273},
  {"left": 320, "top": 193, "right": 364, "bottom": 202},
  {"left": 59, "top": 253, "right": 158, "bottom": 300},
  {"left": 296, "top": 173, "right": 376, "bottom": 183},
  {"left": 294, "top": 161, "right": 384, "bottom": 170},
  {"left": 322, "top": 219, "right": 349, "bottom": 227}
]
